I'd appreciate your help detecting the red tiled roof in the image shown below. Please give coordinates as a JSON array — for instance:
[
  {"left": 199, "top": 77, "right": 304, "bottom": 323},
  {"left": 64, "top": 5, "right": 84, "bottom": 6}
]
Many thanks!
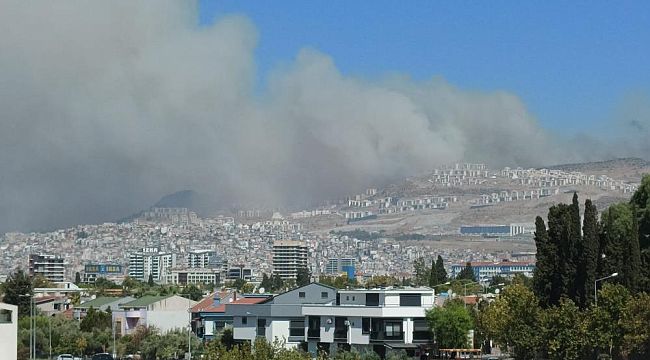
[{"left": 34, "top": 295, "right": 64, "bottom": 304}]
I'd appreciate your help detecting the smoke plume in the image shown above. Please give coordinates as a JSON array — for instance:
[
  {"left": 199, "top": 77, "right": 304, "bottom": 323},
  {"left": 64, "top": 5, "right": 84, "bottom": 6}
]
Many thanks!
[{"left": 0, "top": 1, "right": 647, "bottom": 232}]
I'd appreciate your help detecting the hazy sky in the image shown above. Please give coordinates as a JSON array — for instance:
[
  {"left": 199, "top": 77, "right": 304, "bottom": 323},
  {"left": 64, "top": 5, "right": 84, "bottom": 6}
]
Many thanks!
[
  {"left": 200, "top": 1, "right": 650, "bottom": 134},
  {"left": 0, "top": 1, "right": 648, "bottom": 233}
]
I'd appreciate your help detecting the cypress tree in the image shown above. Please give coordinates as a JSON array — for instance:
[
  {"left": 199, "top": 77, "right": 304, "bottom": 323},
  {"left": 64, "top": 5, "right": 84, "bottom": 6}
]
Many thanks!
[
  {"left": 428, "top": 259, "right": 439, "bottom": 287},
  {"left": 567, "top": 193, "right": 582, "bottom": 300},
  {"left": 457, "top": 262, "right": 476, "bottom": 281},
  {"left": 547, "top": 204, "right": 568, "bottom": 306},
  {"left": 533, "top": 216, "right": 554, "bottom": 307},
  {"left": 580, "top": 199, "right": 599, "bottom": 307},
  {"left": 625, "top": 205, "right": 642, "bottom": 292},
  {"left": 436, "top": 255, "right": 448, "bottom": 283}
]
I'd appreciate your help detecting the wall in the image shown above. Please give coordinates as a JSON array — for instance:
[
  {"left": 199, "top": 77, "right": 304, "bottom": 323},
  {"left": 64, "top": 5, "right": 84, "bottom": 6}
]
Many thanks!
[
  {"left": 0, "top": 303, "right": 18, "bottom": 360},
  {"left": 151, "top": 295, "right": 195, "bottom": 311},
  {"left": 148, "top": 310, "right": 191, "bottom": 333}
]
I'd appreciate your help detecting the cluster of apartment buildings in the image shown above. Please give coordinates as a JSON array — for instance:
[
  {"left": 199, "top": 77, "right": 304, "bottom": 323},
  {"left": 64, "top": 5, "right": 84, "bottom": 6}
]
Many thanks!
[{"left": 501, "top": 167, "right": 639, "bottom": 193}]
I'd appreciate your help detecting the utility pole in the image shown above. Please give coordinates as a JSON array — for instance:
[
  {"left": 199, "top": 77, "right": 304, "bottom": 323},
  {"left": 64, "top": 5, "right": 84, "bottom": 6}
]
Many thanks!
[{"left": 187, "top": 301, "right": 192, "bottom": 360}]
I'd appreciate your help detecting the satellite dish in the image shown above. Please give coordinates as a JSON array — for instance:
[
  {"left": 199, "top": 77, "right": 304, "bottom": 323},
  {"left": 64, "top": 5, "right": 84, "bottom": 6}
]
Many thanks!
[
  {"left": 228, "top": 298, "right": 233, "bottom": 303},
  {"left": 494, "top": 288, "right": 500, "bottom": 294},
  {"left": 259, "top": 287, "right": 265, "bottom": 294}
]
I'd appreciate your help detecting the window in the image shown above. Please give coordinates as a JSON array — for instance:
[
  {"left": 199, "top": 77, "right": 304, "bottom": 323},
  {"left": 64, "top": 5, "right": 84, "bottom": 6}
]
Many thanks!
[
  {"left": 308, "top": 316, "right": 321, "bottom": 338},
  {"left": 399, "top": 293, "right": 422, "bottom": 306},
  {"left": 362, "top": 318, "right": 370, "bottom": 334},
  {"left": 257, "top": 318, "right": 266, "bottom": 336},
  {"left": 321, "top": 292, "right": 328, "bottom": 299},
  {"left": 242, "top": 316, "right": 247, "bottom": 325},
  {"left": 289, "top": 319, "right": 304, "bottom": 337},
  {"left": 385, "top": 321, "right": 402, "bottom": 337},
  {"left": 365, "top": 293, "right": 379, "bottom": 306},
  {"left": 0, "top": 309, "right": 12, "bottom": 323},
  {"left": 299, "top": 292, "right": 306, "bottom": 298},
  {"left": 352, "top": 296, "right": 355, "bottom": 301}
]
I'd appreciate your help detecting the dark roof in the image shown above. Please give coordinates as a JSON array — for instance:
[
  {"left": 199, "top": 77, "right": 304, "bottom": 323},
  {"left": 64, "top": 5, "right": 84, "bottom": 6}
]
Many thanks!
[{"left": 77, "top": 297, "right": 123, "bottom": 309}]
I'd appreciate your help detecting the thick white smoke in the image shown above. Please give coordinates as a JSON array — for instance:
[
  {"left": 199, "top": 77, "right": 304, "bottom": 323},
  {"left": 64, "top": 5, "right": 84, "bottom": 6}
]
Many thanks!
[{"left": 0, "top": 1, "right": 646, "bottom": 232}]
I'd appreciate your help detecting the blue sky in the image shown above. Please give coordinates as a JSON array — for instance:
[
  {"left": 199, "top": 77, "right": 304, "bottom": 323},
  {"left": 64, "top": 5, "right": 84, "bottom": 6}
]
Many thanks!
[{"left": 199, "top": 1, "right": 649, "bottom": 134}]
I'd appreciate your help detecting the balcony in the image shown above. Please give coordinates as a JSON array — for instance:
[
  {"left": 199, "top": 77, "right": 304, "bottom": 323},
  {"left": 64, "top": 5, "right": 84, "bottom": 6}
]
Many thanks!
[{"left": 370, "top": 331, "right": 404, "bottom": 342}]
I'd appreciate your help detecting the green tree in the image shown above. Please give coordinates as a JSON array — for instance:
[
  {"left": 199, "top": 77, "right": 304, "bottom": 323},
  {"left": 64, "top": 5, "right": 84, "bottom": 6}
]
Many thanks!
[
  {"left": 182, "top": 284, "right": 204, "bottom": 301},
  {"left": 541, "top": 299, "right": 588, "bottom": 360},
  {"left": 260, "top": 273, "right": 272, "bottom": 292},
  {"left": 2, "top": 269, "right": 33, "bottom": 317},
  {"left": 532, "top": 216, "right": 555, "bottom": 306},
  {"left": 621, "top": 292, "right": 650, "bottom": 359},
  {"left": 579, "top": 199, "right": 600, "bottom": 307},
  {"left": 567, "top": 193, "right": 583, "bottom": 301},
  {"left": 457, "top": 262, "right": 476, "bottom": 281},
  {"left": 364, "top": 275, "right": 400, "bottom": 289},
  {"left": 479, "top": 284, "right": 542, "bottom": 360},
  {"left": 413, "top": 257, "right": 428, "bottom": 286},
  {"left": 426, "top": 300, "right": 473, "bottom": 348},
  {"left": 271, "top": 273, "right": 285, "bottom": 292},
  {"left": 588, "top": 283, "right": 631, "bottom": 359},
  {"left": 600, "top": 203, "right": 641, "bottom": 291},
  {"left": 80, "top": 306, "right": 111, "bottom": 332},
  {"left": 296, "top": 266, "right": 311, "bottom": 287},
  {"left": 428, "top": 259, "right": 439, "bottom": 287},
  {"left": 436, "top": 255, "right": 448, "bottom": 284}
]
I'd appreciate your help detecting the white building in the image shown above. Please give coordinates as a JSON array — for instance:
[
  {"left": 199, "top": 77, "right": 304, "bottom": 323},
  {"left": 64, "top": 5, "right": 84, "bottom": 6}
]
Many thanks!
[
  {"left": 163, "top": 268, "right": 221, "bottom": 285},
  {"left": 273, "top": 240, "right": 308, "bottom": 280},
  {"left": 128, "top": 247, "right": 178, "bottom": 282},
  {"left": 185, "top": 250, "right": 219, "bottom": 269},
  {"left": 0, "top": 302, "right": 18, "bottom": 360},
  {"left": 113, "top": 295, "right": 196, "bottom": 335},
  {"left": 226, "top": 284, "right": 436, "bottom": 358}
]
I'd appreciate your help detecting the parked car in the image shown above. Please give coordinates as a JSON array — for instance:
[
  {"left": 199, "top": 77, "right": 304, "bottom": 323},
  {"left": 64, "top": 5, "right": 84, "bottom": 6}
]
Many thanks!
[
  {"left": 56, "top": 355, "right": 74, "bottom": 360},
  {"left": 91, "top": 353, "right": 114, "bottom": 360}
]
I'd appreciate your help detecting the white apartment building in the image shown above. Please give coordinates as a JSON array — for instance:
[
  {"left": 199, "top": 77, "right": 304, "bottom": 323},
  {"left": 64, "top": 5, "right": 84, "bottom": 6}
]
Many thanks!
[
  {"left": 325, "top": 258, "right": 355, "bottom": 275},
  {"left": 226, "top": 284, "right": 436, "bottom": 358},
  {"left": 185, "top": 250, "right": 219, "bottom": 268},
  {"left": 163, "top": 268, "right": 221, "bottom": 285},
  {"left": 273, "top": 240, "right": 308, "bottom": 280},
  {"left": 128, "top": 247, "right": 177, "bottom": 282}
]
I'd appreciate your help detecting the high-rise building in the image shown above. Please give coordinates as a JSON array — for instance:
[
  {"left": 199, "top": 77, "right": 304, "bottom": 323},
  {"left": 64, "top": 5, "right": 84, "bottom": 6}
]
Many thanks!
[
  {"left": 325, "top": 257, "right": 356, "bottom": 278},
  {"left": 128, "top": 247, "right": 177, "bottom": 282},
  {"left": 28, "top": 254, "right": 66, "bottom": 282},
  {"left": 272, "top": 240, "right": 308, "bottom": 280},
  {"left": 185, "top": 250, "right": 220, "bottom": 269},
  {"left": 226, "top": 265, "right": 253, "bottom": 281}
]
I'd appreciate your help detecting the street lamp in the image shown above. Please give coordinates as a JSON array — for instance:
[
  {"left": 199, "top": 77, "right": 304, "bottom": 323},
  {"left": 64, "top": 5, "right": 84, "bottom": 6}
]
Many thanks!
[
  {"left": 595, "top": 272, "right": 618, "bottom": 306},
  {"left": 463, "top": 281, "right": 481, "bottom": 308},
  {"left": 188, "top": 300, "right": 192, "bottom": 360}
]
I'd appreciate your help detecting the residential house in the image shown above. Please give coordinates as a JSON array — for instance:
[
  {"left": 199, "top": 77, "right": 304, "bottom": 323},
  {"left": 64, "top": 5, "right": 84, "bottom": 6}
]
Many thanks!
[
  {"left": 191, "top": 291, "right": 270, "bottom": 342},
  {"left": 225, "top": 284, "right": 436, "bottom": 358},
  {"left": 73, "top": 296, "right": 135, "bottom": 320},
  {"left": 113, "top": 295, "right": 196, "bottom": 335}
]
